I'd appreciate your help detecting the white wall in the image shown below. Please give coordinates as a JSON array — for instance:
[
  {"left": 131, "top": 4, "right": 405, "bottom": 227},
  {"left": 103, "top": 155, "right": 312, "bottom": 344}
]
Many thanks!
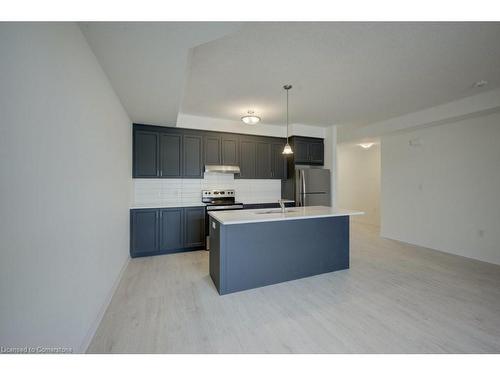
[
  {"left": 290, "top": 123, "right": 327, "bottom": 139},
  {"left": 337, "top": 143, "right": 380, "bottom": 226},
  {"left": 177, "top": 113, "right": 285, "bottom": 137},
  {"left": 381, "top": 111, "right": 500, "bottom": 265},
  {"left": 338, "top": 88, "right": 500, "bottom": 142},
  {"left": 0, "top": 23, "right": 132, "bottom": 352},
  {"left": 177, "top": 112, "right": 327, "bottom": 138}
]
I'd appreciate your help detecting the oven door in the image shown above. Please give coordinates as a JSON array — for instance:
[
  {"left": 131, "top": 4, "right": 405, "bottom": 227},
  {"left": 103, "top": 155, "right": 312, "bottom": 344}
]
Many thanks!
[{"left": 205, "top": 205, "right": 244, "bottom": 250}]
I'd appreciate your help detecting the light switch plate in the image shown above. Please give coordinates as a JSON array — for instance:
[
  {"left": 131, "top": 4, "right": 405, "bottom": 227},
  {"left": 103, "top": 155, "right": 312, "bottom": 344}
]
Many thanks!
[{"left": 212, "top": 222, "right": 216, "bottom": 229}]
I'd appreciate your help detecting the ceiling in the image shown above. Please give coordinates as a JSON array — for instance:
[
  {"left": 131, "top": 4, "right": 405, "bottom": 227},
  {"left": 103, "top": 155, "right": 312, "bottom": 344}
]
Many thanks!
[
  {"left": 82, "top": 22, "right": 500, "bottom": 128},
  {"left": 79, "top": 22, "right": 242, "bottom": 125}
]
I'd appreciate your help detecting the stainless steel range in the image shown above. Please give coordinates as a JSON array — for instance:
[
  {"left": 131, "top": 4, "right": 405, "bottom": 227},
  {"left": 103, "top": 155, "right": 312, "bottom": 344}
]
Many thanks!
[{"left": 202, "top": 189, "right": 243, "bottom": 249}]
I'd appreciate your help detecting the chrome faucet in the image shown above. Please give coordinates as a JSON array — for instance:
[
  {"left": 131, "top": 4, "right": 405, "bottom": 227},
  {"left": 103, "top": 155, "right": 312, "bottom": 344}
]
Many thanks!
[
  {"left": 278, "top": 199, "right": 293, "bottom": 213},
  {"left": 278, "top": 199, "right": 286, "bottom": 213}
]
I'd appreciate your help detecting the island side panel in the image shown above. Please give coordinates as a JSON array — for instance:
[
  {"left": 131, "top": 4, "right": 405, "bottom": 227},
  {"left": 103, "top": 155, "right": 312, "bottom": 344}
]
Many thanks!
[
  {"left": 222, "top": 216, "right": 349, "bottom": 295},
  {"left": 209, "top": 217, "right": 222, "bottom": 293}
]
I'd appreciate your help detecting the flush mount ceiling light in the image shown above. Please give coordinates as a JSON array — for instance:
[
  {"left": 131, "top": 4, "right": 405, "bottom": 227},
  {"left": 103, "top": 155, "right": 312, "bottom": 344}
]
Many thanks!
[
  {"left": 358, "top": 142, "right": 375, "bottom": 149},
  {"left": 282, "top": 84, "right": 293, "bottom": 155},
  {"left": 473, "top": 80, "right": 488, "bottom": 88},
  {"left": 241, "top": 110, "right": 260, "bottom": 125}
]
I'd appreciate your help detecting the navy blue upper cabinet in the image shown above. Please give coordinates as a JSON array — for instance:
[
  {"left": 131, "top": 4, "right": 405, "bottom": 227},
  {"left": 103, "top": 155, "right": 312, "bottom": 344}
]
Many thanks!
[
  {"left": 238, "top": 138, "right": 257, "bottom": 178},
  {"left": 238, "top": 137, "right": 284, "bottom": 179},
  {"left": 204, "top": 133, "right": 239, "bottom": 166},
  {"left": 221, "top": 134, "right": 239, "bottom": 165},
  {"left": 133, "top": 126, "right": 203, "bottom": 178},
  {"left": 290, "top": 136, "right": 324, "bottom": 166},
  {"left": 133, "top": 131, "right": 159, "bottom": 177},
  {"left": 204, "top": 135, "right": 221, "bottom": 165},
  {"left": 309, "top": 141, "right": 324, "bottom": 164},
  {"left": 293, "top": 138, "right": 311, "bottom": 164},
  {"left": 256, "top": 141, "right": 272, "bottom": 179},
  {"left": 271, "top": 141, "right": 287, "bottom": 180},
  {"left": 159, "top": 133, "right": 182, "bottom": 177},
  {"left": 183, "top": 135, "right": 203, "bottom": 178},
  {"left": 133, "top": 124, "right": 291, "bottom": 179}
]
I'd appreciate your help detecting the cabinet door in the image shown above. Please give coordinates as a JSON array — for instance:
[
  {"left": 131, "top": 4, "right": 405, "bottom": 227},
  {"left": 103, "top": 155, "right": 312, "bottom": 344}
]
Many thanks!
[
  {"left": 133, "top": 131, "right": 159, "bottom": 177},
  {"left": 184, "top": 207, "right": 206, "bottom": 248},
  {"left": 183, "top": 135, "right": 203, "bottom": 178},
  {"left": 204, "top": 135, "right": 221, "bottom": 165},
  {"left": 239, "top": 140, "right": 256, "bottom": 178},
  {"left": 221, "top": 135, "right": 239, "bottom": 165},
  {"left": 159, "top": 208, "right": 184, "bottom": 252},
  {"left": 159, "top": 133, "right": 182, "bottom": 177},
  {"left": 130, "top": 209, "right": 158, "bottom": 257},
  {"left": 255, "top": 142, "right": 272, "bottom": 179},
  {"left": 309, "top": 141, "right": 324, "bottom": 165},
  {"left": 293, "top": 139, "right": 310, "bottom": 164},
  {"left": 271, "top": 142, "right": 286, "bottom": 180}
]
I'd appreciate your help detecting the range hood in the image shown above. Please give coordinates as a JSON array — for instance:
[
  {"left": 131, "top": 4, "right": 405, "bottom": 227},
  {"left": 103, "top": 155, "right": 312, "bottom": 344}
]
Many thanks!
[{"left": 204, "top": 165, "right": 241, "bottom": 174}]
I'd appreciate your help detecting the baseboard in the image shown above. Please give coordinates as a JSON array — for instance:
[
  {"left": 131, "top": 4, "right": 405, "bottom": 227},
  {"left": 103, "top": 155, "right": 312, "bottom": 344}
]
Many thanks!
[
  {"left": 379, "top": 232, "right": 500, "bottom": 267},
  {"left": 77, "top": 255, "right": 130, "bottom": 353}
]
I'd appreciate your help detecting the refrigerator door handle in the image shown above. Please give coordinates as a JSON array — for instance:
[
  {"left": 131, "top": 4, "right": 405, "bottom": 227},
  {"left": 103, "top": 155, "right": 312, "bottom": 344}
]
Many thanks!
[
  {"left": 296, "top": 170, "right": 300, "bottom": 206},
  {"left": 298, "top": 169, "right": 306, "bottom": 207},
  {"left": 301, "top": 170, "right": 306, "bottom": 206}
]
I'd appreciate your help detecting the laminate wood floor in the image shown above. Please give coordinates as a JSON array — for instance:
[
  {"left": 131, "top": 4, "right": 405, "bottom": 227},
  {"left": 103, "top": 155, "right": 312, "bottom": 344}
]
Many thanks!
[{"left": 87, "top": 222, "right": 500, "bottom": 353}]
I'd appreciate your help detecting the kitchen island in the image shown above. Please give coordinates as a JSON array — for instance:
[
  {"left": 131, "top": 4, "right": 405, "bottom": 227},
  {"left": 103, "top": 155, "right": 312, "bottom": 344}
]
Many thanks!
[{"left": 208, "top": 206, "right": 363, "bottom": 295}]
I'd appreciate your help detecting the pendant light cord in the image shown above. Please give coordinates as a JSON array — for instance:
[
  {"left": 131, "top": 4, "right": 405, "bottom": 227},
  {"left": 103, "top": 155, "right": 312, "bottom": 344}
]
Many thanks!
[
  {"left": 284, "top": 84, "right": 292, "bottom": 141},
  {"left": 286, "top": 87, "right": 289, "bottom": 139}
]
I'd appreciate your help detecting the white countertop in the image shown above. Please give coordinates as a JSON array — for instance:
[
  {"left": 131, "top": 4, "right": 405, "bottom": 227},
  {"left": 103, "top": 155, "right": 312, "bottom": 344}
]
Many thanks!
[
  {"left": 208, "top": 206, "right": 364, "bottom": 225},
  {"left": 130, "top": 202, "right": 206, "bottom": 209},
  {"left": 130, "top": 200, "right": 295, "bottom": 209}
]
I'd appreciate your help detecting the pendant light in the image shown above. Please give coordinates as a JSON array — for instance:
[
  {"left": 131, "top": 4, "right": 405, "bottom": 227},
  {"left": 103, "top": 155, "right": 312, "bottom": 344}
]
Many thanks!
[{"left": 282, "top": 84, "right": 293, "bottom": 154}]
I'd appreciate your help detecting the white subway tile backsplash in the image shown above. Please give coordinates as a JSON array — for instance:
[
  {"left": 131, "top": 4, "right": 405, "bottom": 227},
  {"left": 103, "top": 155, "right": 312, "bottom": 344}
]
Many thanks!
[{"left": 133, "top": 174, "right": 282, "bottom": 206}]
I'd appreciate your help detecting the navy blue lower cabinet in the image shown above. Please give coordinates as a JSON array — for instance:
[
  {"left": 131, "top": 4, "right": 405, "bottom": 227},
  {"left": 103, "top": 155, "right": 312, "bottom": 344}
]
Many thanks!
[
  {"left": 130, "top": 209, "right": 159, "bottom": 257},
  {"left": 130, "top": 206, "right": 205, "bottom": 258},
  {"left": 159, "top": 208, "right": 184, "bottom": 253},
  {"left": 243, "top": 202, "right": 295, "bottom": 210},
  {"left": 184, "top": 207, "right": 206, "bottom": 248},
  {"left": 209, "top": 216, "right": 349, "bottom": 295}
]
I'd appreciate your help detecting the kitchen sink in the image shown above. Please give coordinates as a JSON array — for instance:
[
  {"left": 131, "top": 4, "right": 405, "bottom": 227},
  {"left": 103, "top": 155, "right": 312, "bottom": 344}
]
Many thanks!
[{"left": 254, "top": 209, "right": 299, "bottom": 214}]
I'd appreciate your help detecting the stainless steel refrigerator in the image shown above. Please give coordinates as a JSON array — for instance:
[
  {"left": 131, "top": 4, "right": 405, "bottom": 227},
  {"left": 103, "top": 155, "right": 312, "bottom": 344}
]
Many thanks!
[{"left": 294, "top": 167, "right": 331, "bottom": 206}]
